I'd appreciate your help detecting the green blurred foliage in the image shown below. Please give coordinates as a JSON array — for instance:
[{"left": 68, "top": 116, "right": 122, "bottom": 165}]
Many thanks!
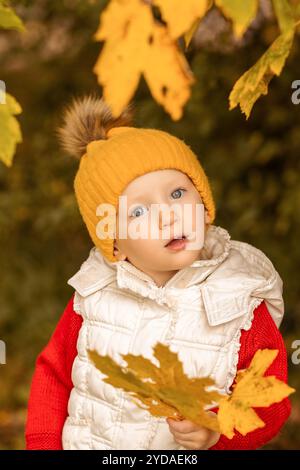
[{"left": 0, "top": 0, "right": 300, "bottom": 450}]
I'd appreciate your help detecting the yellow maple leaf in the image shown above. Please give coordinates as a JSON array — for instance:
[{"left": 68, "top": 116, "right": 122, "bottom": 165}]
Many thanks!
[
  {"left": 142, "top": 23, "right": 195, "bottom": 121},
  {"left": 153, "top": 0, "right": 210, "bottom": 39},
  {"left": 273, "top": 0, "right": 295, "bottom": 33},
  {"left": 93, "top": 0, "right": 152, "bottom": 118},
  {"left": 0, "top": 93, "right": 22, "bottom": 167},
  {"left": 229, "top": 29, "right": 294, "bottom": 119},
  {"left": 88, "top": 342, "right": 222, "bottom": 433},
  {"left": 290, "top": 0, "right": 300, "bottom": 24},
  {"left": 183, "top": 18, "right": 202, "bottom": 50},
  {"left": 215, "top": 0, "right": 259, "bottom": 39},
  {"left": 0, "top": 0, "right": 25, "bottom": 32},
  {"left": 218, "top": 349, "right": 295, "bottom": 439},
  {"left": 93, "top": 0, "right": 195, "bottom": 120}
]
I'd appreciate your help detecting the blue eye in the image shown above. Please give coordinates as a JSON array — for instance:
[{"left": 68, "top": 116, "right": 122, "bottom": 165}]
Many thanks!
[
  {"left": 171, "top": 188, "right": 186, "bottom": 199},
  {"left": 130, "top": 205, "right": 148, "bottom": 218}
]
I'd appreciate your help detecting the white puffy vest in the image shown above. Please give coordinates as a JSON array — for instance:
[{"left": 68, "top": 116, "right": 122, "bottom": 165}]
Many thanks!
[{"left": 62, "top": 225, "right": 284, "bottom": 450}]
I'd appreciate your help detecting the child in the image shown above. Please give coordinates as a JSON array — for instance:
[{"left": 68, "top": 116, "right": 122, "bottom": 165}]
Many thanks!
[{"left": 25, "top": 95, "right": 291, "bottom": 450}]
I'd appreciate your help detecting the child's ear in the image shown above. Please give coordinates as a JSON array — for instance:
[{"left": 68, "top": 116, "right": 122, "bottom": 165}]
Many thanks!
[{"left": 204, "top": 210, "right": 211, "bottom": 225}]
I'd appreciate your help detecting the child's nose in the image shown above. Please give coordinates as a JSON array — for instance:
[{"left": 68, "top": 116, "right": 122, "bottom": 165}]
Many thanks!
[{"left": 158, "top": 209, "right": 175, "bottom": 230}]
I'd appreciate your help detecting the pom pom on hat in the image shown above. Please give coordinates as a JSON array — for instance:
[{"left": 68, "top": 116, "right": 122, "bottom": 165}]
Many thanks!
[{"left": 56, "top": 94, "right": 135, "bottom": 158}]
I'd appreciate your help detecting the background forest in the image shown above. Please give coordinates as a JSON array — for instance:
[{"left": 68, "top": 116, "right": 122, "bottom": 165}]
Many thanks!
[{"left": 0, "top": 0, "right": 300, "bottom": 449}]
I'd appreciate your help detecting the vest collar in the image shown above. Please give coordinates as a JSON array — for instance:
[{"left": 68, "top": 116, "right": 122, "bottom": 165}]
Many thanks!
[
  {"left": 67, "top": 225, "right": 231, "bottom": 299},
  {"left": 67, "top": 224, "right": 284, "bottom": 327}
]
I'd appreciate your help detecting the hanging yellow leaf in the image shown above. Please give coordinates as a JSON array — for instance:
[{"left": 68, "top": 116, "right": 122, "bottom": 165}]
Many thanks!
[
  {"left": 272, "top": 0, "right": 295, "bottom": 33},
  {"left": 93, "top": 0, "right": 195, "bottom": 120},
  {"left": 289, "top": 0, "right": 300, "bottom": 23},
  {"left": 183, "top": 18, "right": 202, "bottom": 50},
  {"left": 88, "top": 342, "right": 222, "bottom": 433},
  {"left": 229, "top": 29, "right": 294, "bottom": 119},
  {"left": 218, "top": 349, "right": 295, "bottom": 439},
  {"left": 215, "top": 0, "right": 259, "bottom": 38},
  {"left": 0, "top": 2, "right": 24, "bottom": 167},
  {"left": 93, "top": 0, "right": 152, "bottom": 118},
  {"left": 0, "top": 93, "right": 22, "bottom": 167},
  {"left": 0, "top": 0, "right": 25, "bottom": 32},
  {"left": 153, "top": 0, "right": 210, "bottom": 39},
  {"left": 143, "top": 23, "right": 195, "bottom": 120}
]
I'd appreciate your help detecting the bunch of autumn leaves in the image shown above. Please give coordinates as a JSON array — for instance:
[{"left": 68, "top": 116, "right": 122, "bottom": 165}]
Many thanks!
[
  {"left": 94, "top": 0, "right": 300, "bottom": 121},
  {"left": 88, "top": 342, "right": 295, "bottom": 439}
]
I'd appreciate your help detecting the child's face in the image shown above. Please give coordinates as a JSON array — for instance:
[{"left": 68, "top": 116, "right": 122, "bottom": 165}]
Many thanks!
[{"left": 113, "top": 169, "right": 211, "bottom": 286}]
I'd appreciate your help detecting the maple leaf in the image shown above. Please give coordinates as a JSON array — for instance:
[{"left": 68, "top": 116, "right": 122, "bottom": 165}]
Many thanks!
[
  {"left": 88, "top": 342, "right": 222, "bottom": 433},
  {"left": 183, "top": 18, "right": 202, "bottom": 50},
  {"left": 0, "top": 0, "right": 25, "bottom": 32},
  {"left": 229, "top": 29, "right": 294, "bottom": 119},
  {"left": 290, "top": 0, "right": 300, "bottom": 24},
  {"left": 0, "top": 3, "right": 24, "bottom": 167},
  {"left": 218, "top": 349, "right": 295, "bottom": 439},
  {"left": 153, "top": 0, "right": 210, "bottom": 40},
  {"left": 93, "top": 0, "right": 152, "bottom": 118},
  {"left": 215, "top": 0, "right": 259, "bottom": 39},
  {"left": 228, "top": 0, "right": 298, "bottom": 119},
  {"left": 142, "top": 23, "right": 195, "bottom": 121},
  {"left": 93, "top": 0, "right": 195, "bottom": 121},
  {"left": 272, "top": 0, "right": 295, "bottom": 33},
  {"left": 0, "top": 93, "right": 22, "bottom": 167}
]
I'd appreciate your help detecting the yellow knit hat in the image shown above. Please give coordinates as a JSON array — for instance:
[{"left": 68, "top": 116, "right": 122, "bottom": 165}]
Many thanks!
[{"left": 58, "top": 95, "right": 216, "bottom": 263}]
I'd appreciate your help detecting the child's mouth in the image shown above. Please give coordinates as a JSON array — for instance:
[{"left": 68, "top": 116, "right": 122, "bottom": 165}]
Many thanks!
[{"left": 165, "top": 235, "right": 187, "bottom": 251}]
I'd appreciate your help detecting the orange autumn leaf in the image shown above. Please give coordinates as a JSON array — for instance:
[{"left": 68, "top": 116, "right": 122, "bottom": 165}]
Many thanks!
[
  {"left": 92, "top": 0, "right": 300, "bottom": 120},
  {"left": 218, "top": 349, "right": 295, "bottom": 439},
  {"left": 93, "top": 0, "right": 195, "bottom": 121},
  {"left": 93, "top": 0, "right": 152, "bottom": 118},
  {"left": 153, "top": 0, "right": 210, "bottom": 39},
  {"left": 88, "top": 342, "right": 222, "bottom": 433},
  {"left": 142, "top": 22, "right": 195, "bottom": 121}
]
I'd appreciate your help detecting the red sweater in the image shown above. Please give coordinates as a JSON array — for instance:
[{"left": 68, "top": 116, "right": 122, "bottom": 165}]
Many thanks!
[{"left": 25, "top": 295, "right": 291, "bottom": 450}]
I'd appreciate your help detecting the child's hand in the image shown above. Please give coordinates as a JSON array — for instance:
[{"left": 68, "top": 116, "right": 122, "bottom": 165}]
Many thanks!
[{"left": 166, "top": 416, "right": 220, "bottom": 450}]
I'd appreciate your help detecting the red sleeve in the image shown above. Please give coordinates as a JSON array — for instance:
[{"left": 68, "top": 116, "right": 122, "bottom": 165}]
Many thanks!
[
  {"left": 25, "top": 293, "right": 83, "bottom": 450},
  {"left": 209, "top": 300, "right": 291, "bottom": 450}
]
